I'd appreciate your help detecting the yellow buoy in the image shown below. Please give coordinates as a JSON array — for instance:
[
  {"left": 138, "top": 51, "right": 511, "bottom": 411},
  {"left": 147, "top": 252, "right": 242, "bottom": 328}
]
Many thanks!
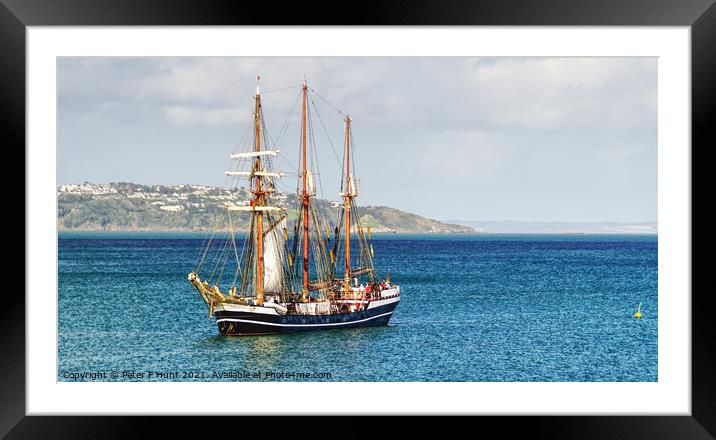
[{"left": 633, "top": 303, "right": 642, "bottom": 319}]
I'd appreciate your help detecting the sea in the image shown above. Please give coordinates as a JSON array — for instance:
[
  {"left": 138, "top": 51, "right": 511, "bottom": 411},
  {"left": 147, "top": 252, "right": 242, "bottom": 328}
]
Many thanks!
[{"left": 58, "top": 232, "right": 658, "bottom": 382}]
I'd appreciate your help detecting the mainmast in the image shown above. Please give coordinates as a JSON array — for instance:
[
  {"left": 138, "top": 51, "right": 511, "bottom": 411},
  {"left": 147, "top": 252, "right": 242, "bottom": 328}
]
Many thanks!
[
  {"left": 301, "top": 80, "right": 310, "bottom": 301},
  {"left": 343, "top": 114, "right": 352, "bottom": 294},
  {"left": 254, "top": 84, "right": 265, "bottom": 305}
]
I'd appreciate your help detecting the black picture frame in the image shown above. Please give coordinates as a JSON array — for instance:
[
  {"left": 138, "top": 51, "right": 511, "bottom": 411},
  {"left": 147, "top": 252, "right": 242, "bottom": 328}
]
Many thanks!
[{"left": 4, "top": 0, "right": 711, "bottom": 437}]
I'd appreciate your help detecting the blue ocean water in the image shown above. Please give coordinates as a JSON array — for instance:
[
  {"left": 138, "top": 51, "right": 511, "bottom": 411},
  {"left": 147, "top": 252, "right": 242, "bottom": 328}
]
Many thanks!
[{"left": 58, "top": 232, "right": 657, "bottom": 382}]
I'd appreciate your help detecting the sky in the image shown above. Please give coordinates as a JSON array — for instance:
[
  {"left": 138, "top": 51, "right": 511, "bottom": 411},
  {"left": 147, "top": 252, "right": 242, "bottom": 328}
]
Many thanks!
[{"left": 57, "top": 57, "right": 657, "bottom": 223}]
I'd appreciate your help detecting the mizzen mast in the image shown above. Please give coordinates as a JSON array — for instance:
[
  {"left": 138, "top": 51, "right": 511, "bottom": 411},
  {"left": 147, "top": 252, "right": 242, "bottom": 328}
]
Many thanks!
[{"left": 301, "top": 80, "right": 310, "bottom": 301}]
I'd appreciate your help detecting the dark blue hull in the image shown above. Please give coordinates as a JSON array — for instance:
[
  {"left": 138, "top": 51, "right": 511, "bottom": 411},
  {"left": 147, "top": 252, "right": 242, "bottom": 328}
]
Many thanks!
[{"left": 214, "top": 300, "right": 399, "bottom": 335}]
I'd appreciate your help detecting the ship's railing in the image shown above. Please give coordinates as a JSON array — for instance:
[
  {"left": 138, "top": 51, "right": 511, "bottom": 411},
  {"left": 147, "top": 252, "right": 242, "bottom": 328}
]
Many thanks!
[{"left": 335, "top": 284, "right": 400, "bottom": 301}]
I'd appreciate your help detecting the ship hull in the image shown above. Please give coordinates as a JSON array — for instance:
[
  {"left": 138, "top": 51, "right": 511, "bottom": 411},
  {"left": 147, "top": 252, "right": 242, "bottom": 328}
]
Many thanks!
[{"left": 214, "top": 297, "right": 399, "bottom": 336}]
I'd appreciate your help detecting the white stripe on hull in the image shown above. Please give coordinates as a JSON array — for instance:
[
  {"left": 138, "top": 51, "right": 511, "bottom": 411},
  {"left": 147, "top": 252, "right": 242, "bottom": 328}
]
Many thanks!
[
  {"left": 367, "top": 295, "right": 401, "bottom": 309},
  {"left": 216, "top": 311, "right": 394, "bottom": 327},
  {"left": 215, "top": 303, "right": 280, "bottom": 315}
]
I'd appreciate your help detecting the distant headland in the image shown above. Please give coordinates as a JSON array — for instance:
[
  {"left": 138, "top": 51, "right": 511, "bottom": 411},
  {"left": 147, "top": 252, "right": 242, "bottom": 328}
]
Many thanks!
[{"left": 445, "top": 219, "right": 657, "bottom": 235}]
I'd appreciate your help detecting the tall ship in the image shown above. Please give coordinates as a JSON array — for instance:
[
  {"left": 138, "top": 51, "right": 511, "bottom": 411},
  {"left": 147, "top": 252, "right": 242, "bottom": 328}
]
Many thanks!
[{"left": 188, "top": 79, "right": 400, "bottom": 335}]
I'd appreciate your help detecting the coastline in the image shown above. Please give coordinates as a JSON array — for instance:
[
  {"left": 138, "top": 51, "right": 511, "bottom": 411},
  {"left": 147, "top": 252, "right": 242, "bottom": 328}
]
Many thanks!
[
  {"left": 56, "top": 227, "right": 472, "bottom": 235},
  {"left": 57, "top": 228, "right": 657, "bottom": 237}
]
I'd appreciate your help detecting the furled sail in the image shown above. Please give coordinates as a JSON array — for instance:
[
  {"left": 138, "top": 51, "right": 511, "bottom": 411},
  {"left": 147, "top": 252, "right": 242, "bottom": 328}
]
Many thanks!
[
  {"left": 306, "top": 170, "right": 316, "bottom": 196},
  {"left": 349, "top": 173, "right": 358, "bottom": 196},
  {"left": 225, "top": 171, "right": 283, "bottom": 178},
  {"left": 225, "top": 205, "right": 283, "bottom": 212},
  {"left": 263, "top": 218, "right": 286, "bottom": 292},
  {"left": 340, "top": 173, "right": 358, "bottom": 197},
  {"left": 230, "top": 150, "right": 280, "bottom": 159}
]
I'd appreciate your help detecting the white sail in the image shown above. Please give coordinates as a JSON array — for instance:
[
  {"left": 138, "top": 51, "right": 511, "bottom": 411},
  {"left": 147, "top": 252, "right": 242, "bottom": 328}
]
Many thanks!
[
  {"left": 306, "top": 170, "right": 316, "bottom": 196},
  {"left": 263, "top": 218, "right": 286, "bottom": 293},
  {"left": 230, "top": 150, "right": 279, "bottom": 159}
]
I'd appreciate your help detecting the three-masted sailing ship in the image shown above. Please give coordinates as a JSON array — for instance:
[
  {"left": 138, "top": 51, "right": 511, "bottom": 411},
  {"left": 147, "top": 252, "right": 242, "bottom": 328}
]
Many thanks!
[{"left": 188, "top": 79, "right": 400, "bottom": 335}]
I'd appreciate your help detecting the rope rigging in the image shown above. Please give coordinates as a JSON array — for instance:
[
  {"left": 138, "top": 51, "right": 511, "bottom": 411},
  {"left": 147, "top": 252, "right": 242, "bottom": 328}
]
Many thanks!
[{"left": 193, "top": 81, "right": 382, "bottom": 302}]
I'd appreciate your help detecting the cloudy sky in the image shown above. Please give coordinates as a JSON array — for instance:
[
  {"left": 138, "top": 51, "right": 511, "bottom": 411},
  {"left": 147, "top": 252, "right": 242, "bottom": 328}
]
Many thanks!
[{"left": 57, "top": 57, "right": 657, "bottom": 222}]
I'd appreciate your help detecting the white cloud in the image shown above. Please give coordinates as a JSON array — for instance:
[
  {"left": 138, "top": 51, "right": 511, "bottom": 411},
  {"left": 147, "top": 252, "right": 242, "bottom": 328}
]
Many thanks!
[
  {"left": 59, "top": 57, "right": 324, "bottom": 126},
  {"left": 459, "top": 57, "right": 657, "bottom": 131},
  {"left": 58, "top": 57, "right": 656, "bottom": 131}
]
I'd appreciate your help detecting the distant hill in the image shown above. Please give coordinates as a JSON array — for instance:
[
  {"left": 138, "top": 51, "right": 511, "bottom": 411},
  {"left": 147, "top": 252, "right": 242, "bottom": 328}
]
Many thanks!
[
  {"left": 361, "top": 206, "right": 474, "bottom": 233},
  {"left": 57, "top": 182, "right": 474, "bottom": 234},
  {"left": 446, "top": 220, "right": 657, "bottom": 234}
]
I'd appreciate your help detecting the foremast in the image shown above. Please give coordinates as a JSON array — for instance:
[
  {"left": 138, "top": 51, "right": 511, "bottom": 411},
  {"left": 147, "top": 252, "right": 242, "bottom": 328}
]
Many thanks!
[
  {"left": 228, "top": 84, "right": 286, "bottom": 306},
  {"left": 189, "top": 80, "right": 287, "bottom": 309},
  {"left": 253, "top": 86, "right": 266, "bottom": 305},
  {"left": 238, "top": 83, "right": 286, "bottom": 305}
]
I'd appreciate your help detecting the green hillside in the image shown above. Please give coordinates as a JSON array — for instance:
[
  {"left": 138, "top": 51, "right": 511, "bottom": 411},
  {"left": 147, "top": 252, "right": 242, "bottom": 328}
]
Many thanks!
[{"left": 57, "top": 182, "right": 474, "bottom": 234}]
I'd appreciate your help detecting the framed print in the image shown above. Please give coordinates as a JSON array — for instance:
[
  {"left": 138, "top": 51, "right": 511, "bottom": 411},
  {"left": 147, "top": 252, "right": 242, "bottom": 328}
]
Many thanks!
[{"left": 5, "top": 0, "right": 712, "bottom": 437}]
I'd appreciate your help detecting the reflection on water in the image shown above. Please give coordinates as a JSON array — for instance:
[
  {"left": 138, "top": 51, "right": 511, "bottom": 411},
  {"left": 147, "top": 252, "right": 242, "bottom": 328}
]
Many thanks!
[{"left": 246, "top": 335, "right": 285, "bottom": 370}]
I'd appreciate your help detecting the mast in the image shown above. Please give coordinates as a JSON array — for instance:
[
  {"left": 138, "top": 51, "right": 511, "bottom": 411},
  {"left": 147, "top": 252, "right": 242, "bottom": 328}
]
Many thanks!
[
  {"left": 301, "top": 80, "right": 310, "bottom": 301},
  {"left": 254, "top": 84, "right": 265, "bottom": 305},
  {"left": 343, "top": 114, "right": 352, "bottom": 294}
]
